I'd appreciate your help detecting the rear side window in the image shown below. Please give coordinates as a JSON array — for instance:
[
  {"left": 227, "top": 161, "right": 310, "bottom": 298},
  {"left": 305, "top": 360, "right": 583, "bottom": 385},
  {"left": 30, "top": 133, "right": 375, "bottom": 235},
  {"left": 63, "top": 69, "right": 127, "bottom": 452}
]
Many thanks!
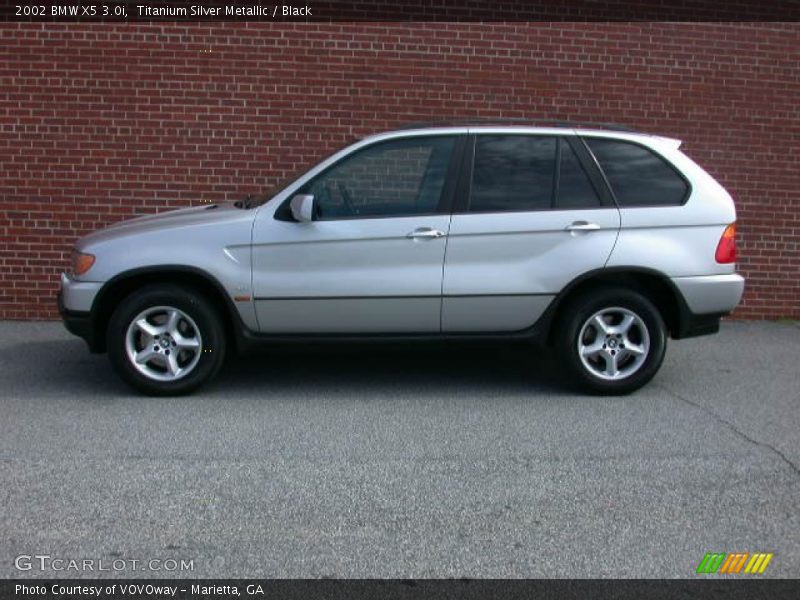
[
  {"left": 585, "top": 138, "right": 689, "bottom": 207},
  {"left": 470, "top": 136, "right": 556, "bottom": 212},
  {"left": 557, "top": 141, "right": 602, "bottom": 209},
  {"left": 469, "top": 135, "right": 602, "bottom": 213}
]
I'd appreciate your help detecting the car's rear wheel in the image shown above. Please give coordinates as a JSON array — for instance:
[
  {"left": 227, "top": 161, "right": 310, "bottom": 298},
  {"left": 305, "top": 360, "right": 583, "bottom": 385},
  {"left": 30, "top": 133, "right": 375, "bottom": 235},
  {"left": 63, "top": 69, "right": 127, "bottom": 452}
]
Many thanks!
[
  {"left": 107, "top": 285, "right": 226, "bottom": 395},
  {"left": 556, "top": 287, "right": 667, "bottom": 395}
]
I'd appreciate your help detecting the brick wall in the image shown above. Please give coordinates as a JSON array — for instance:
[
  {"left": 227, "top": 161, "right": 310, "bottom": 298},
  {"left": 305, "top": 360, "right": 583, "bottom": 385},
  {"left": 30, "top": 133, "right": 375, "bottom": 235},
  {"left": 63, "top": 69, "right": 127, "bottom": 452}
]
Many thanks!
[{"left": 1, "top": 22, "right": 798, "bottom": 320}]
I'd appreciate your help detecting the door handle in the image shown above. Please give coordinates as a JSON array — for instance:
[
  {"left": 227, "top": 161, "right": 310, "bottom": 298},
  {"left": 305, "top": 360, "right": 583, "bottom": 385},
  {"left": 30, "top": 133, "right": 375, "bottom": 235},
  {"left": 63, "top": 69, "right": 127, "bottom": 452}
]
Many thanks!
[
  {"left": 407, "top": 227, "right": 446, "bottom": 240},
  {"left": 565, "top": 221, "right": 601, "bottom": 232}
]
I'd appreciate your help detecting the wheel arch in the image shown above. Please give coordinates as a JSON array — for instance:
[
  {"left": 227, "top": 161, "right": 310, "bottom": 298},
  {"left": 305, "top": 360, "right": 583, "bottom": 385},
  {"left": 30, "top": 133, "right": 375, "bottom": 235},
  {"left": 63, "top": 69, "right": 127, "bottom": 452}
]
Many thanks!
[
  {"left": 88, "top": 266, "right": 245, "bottom": 353},
  {"left": 540, "top": 267, "right": 689, "bottom": 346}
]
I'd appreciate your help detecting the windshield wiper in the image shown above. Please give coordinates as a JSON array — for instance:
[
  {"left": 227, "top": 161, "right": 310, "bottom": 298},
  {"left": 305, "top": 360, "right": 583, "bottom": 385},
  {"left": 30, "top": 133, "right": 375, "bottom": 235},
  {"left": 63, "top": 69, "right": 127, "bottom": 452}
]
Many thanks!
[{"left": 234, "top": 194, "right": 255, "bottom": 209}]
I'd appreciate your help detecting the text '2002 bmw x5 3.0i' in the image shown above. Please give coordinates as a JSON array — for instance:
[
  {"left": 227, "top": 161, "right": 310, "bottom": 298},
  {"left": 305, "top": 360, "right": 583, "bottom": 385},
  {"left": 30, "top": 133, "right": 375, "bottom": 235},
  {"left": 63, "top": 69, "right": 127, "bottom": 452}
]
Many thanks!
[{"left": 58, "top": 122, "right": 744, "bottom": 396}]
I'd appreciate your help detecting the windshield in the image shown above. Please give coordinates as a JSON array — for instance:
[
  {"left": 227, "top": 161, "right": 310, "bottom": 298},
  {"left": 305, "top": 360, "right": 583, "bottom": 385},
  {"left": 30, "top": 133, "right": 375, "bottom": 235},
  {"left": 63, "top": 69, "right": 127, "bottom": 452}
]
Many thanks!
[{"left": 236, "top": 140, "right": 356, "bottom": 209}]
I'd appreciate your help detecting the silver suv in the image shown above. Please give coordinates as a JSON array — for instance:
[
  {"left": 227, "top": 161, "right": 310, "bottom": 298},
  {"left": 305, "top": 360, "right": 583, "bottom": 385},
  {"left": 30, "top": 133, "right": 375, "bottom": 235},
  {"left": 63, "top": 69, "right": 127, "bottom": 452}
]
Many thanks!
[{"left": 58, "top": 122, "right": 744, "bottom": 395}]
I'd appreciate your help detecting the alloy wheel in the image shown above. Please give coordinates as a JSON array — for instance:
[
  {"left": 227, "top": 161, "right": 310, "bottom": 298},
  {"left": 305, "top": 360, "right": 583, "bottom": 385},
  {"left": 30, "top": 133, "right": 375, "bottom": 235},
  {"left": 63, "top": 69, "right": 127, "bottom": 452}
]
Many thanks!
[
  {"left": 124, "top": 306, "right": 203, "bottom": 382},
  {"left": 577, "top": 306, "right": 650, "bottom": 381}
]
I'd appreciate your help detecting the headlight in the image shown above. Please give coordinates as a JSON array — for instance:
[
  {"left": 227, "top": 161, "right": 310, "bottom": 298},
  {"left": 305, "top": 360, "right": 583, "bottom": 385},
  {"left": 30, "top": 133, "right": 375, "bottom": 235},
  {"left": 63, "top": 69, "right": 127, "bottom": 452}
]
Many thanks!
[{"left": 70, "top": 250, "right": 96, "bottom": 276}]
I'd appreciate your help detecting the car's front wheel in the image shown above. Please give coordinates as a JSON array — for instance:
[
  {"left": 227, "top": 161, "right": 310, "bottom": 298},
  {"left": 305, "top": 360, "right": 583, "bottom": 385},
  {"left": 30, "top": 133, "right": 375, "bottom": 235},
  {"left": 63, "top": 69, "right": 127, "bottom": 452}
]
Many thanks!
[
  {"left": 556, "top": 287, "right": 667, "bottom": 395},
  {"left": 107, "top": 285, "right": 226, "bottom": 395}
]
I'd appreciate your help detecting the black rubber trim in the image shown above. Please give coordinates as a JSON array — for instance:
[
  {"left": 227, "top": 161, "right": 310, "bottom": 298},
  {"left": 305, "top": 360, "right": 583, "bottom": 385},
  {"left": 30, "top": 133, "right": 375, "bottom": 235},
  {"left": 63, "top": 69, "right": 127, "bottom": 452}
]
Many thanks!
[
  {"left": 238, "top": 326, "right": 544, "bottom": 348},
  {"left": 528, "top": 265, "right": 730, "bottom": 342},
  {"left": 451, "top": 134, "right": 475, "bottom": 214},
  {"left": 253, "top": 293, "right": 552, "bottom": 301},
  {"left": 565, "top": 135, "right": 616, "bottom": 207},
  {"left": 552, "top": 137, "right": 562, "bottom": 208},
  {"left": 675, "top": 312, "right": 724, "bottom": 339},
  {"left": 436, "top": 134, "right": 468, "bottom": 215},
  {"left": 89, "top": 265, "right": 251, "bottom": 354},
  {"left": 243, "top": 267, "right": 723, "bottom": 346},
  {"left": 79, "top": 265, "right": 724, "bottom": 355}
]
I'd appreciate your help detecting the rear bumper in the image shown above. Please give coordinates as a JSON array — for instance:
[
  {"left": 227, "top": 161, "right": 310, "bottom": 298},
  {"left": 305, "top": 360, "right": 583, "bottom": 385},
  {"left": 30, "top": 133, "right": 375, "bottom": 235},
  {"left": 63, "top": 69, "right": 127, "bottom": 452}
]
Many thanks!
[
  {"left": 671, "top": 273, "right": 745, "bottom": 315},
  {"left": 670, "top": 273, "right": 744, "bottom": 339}
]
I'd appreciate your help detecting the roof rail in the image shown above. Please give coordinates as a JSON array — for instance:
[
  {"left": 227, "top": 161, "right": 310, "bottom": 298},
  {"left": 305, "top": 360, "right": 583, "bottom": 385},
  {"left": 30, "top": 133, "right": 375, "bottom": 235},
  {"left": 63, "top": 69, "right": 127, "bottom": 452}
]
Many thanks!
[{"left": 395, "top": 118, "right": 639, "bottom": 133}]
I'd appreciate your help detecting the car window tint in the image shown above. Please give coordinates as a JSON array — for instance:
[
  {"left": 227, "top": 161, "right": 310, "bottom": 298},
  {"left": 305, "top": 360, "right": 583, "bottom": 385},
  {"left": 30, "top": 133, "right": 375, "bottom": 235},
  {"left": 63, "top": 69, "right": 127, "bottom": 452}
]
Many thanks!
[
  {"left": 557, "top": 141, "right": 601, "bottom": 208},
  {"left": 586, "top": 138, "right": 688, "bottom": 207},
  {"left": 306, "top": 136, "right": 455, "bottom": 219},
  {"left": 470, "top": 135, "right": 556, "bottom": 212}
]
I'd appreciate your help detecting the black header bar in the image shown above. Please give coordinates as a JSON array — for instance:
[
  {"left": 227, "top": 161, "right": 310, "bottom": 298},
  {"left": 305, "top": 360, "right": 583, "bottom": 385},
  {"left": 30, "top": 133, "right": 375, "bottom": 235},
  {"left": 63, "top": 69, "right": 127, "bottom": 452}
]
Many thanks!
[{"left": 2, "top": 0, "right": 799, "bottom": 22}]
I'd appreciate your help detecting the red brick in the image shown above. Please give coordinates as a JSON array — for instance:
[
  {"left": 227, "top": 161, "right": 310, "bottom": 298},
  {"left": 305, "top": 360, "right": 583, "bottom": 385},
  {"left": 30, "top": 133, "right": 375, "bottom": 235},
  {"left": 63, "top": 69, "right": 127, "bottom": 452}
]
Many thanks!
[{"left": 0, "top": 22, "right": 798, "bottom": 320}]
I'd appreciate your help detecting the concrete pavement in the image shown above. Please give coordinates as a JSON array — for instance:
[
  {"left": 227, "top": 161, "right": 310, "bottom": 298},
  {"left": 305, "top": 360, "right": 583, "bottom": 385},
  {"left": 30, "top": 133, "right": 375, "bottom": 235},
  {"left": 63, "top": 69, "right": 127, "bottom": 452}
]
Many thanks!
[{"left": 1, "top": 320, "right": 798, "bottom": 578}]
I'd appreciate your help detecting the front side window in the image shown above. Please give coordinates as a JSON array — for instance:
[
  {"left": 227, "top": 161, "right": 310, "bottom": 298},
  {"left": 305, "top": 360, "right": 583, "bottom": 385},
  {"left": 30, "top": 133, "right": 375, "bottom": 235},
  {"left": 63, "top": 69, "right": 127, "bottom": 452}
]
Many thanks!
[
  {"left": 303, "top": 136, "right": 456, "bottom": 219},
  {"left": 585, "top": 138, "right": 689, "bottom": 207}
]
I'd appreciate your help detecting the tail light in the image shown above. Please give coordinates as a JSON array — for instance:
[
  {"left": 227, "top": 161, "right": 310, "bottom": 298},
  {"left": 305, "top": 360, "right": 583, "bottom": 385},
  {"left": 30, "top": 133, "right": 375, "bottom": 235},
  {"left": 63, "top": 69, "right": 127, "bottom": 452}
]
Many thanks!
[{"left": 715, "top": 224, "right": 737, "bottom": 264}]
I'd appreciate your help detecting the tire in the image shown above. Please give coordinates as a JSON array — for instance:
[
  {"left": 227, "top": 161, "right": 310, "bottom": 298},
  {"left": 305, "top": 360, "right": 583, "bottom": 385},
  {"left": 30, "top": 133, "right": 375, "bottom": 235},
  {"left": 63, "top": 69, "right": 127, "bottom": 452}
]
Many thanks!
[
  {"left": 107, "top": 284, "right": 227, "bottom": 396},
  {"left": 555, "top": 287, "right": 667, "bottom": 395}
]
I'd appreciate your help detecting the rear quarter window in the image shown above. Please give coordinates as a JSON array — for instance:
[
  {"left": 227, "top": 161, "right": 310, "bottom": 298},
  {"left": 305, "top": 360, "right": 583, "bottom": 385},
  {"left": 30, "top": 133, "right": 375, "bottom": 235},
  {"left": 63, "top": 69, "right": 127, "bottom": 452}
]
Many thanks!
[{"left": 585, "top": 138, "right": 689, "bottom": 207}]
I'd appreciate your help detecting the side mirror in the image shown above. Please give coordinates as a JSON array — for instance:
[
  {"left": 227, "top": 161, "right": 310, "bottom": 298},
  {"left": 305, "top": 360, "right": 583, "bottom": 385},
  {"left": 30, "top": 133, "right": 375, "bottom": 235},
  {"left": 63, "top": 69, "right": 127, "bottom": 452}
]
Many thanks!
[{"left": 290, "top": 194, "right": 315, "bottom": 222}]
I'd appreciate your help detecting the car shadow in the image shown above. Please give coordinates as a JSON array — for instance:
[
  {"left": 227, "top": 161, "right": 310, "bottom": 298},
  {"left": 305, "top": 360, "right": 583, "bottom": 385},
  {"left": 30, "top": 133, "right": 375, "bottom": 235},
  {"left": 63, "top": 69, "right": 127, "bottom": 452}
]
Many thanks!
[
  {"left": 216, "top": 341, "right": 567, "bottom": 398},
  {"left": 0, "top": 338, "right": 568, "bottom": 400}
]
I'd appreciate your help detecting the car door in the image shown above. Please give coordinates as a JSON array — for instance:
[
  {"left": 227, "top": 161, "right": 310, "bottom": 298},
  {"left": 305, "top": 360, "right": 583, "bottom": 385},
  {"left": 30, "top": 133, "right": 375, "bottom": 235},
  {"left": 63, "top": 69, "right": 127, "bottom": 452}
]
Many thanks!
[
  {"left": 442, "top": 131, "right": 621, "bottom": 332},
  {"left": 251, "top": 133, "right": 463, "bottom": 334}
]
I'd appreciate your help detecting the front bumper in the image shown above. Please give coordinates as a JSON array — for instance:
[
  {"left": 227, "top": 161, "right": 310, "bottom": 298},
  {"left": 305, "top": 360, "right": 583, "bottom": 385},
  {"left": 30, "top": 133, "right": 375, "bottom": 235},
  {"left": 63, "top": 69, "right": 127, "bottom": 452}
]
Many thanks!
[
  {"left": 57, "top": 290, "right": 97, "bottom": 349},
  {"left": 58, "top": 273, "right": 104, "bottom": 352},
  {"left": 59, "top": 272, "right": 103, "bottom": 312}
]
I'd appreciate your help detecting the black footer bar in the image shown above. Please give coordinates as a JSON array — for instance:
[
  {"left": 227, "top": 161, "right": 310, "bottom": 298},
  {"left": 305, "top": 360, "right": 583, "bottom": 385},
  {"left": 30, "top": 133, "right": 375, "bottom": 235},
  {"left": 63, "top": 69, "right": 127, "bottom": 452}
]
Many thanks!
[{"left": 3, "top": 579, "right": 800, "bottom": 600}]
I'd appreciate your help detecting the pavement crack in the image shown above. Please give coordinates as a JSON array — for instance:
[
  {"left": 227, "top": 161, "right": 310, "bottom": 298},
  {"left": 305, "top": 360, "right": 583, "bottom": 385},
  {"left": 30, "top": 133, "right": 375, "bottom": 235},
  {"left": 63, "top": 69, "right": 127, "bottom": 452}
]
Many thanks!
[{"left": 658, "top": 383, "right": 800, "bottom": 478}]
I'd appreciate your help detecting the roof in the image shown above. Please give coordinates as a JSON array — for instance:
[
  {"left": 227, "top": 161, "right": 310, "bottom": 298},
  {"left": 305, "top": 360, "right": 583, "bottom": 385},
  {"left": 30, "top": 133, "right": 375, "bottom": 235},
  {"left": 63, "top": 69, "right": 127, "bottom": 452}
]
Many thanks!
[
  {"left": 393, "top": 119, "right": 639, "bottom": 133},
  {"left": 370, "top": 119, "right": 681, "bottom": 150}
]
